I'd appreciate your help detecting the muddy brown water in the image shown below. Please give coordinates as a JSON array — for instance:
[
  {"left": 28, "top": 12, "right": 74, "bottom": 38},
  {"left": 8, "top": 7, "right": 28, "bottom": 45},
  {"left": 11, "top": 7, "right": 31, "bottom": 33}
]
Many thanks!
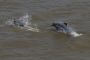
[{"left": 0, "top": 0, "right": 90, "bottom": 60}]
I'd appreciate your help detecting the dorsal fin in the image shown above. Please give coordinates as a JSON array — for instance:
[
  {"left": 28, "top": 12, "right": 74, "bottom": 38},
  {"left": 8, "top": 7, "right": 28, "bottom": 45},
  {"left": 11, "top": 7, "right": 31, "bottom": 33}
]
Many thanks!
[{"left": 64, "top": 23, "right": 67, "bottom": 26}]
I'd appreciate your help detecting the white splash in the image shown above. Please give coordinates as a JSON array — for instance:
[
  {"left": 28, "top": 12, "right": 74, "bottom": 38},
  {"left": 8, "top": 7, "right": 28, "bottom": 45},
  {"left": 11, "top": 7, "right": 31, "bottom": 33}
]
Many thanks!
[
  {"left": 18, "top": 13, "right": 30, "bottom": 27},
  {"left": 5, "top": 19, "right": 14, "bottom": 26},
  {"left": 23, "top": 26, "right": 40, "bottom": 32},
  {"left": 67, "top": 27, "right": 83, "bottom": 37},
  {"left": 69, "top": 31, "right": 83, "bottom": 37},
  {"left": 5, "top": 14, "right": 40, "bottom": 32}
]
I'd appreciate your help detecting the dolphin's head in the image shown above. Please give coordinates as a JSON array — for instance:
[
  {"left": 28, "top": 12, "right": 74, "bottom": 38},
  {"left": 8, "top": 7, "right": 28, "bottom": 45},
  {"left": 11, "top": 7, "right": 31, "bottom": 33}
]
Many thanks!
[{"left": 51, "top": 22, "right": 68, "bottom": 33}]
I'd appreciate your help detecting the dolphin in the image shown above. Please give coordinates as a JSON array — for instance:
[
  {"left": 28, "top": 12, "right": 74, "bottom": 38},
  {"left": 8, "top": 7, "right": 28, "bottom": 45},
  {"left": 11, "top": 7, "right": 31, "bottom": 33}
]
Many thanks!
[{"left": 51, "top": 22, "right": 82, "bottom": 37}]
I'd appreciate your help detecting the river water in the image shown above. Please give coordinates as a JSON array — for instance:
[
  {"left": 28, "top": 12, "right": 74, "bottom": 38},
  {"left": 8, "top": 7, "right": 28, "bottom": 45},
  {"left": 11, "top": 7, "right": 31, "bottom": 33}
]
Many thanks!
[{"left": 0, "top": 0, "right": 90, "bottom": 60}]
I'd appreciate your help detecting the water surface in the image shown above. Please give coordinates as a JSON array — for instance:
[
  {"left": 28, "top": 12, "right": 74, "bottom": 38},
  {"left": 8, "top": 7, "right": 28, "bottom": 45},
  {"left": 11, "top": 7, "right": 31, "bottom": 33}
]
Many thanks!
[{"left": 0, "top": 0, "right": 90, "bottom": 60}]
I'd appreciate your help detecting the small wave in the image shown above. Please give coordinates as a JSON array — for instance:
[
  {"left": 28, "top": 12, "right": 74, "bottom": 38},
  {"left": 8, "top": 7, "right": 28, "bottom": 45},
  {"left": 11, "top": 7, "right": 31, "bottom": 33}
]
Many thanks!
[
  {"left": 67, "top": 27, "right": 83, "bottom": 37},
  {"left": 69, "top": 31, "right": 83, "bottom": 37},
  {"left": 22, "top": 26, "right": 40, "bottom": 32},
  {"left": 5, "top": 13, "right": 40, "bottom": 32}
]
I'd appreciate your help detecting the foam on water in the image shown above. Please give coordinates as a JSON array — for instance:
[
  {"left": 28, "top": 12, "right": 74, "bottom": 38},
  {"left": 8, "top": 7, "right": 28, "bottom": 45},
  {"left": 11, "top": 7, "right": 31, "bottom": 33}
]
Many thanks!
[
  {"left": 67, "top": 27, "right": 83, "bottom": 37},
  {"left": 5, "top": 14, "right": 40, "bottom": 32},
  {"left": 69, "top": 31, "right": 83, "bottom": 37}
]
